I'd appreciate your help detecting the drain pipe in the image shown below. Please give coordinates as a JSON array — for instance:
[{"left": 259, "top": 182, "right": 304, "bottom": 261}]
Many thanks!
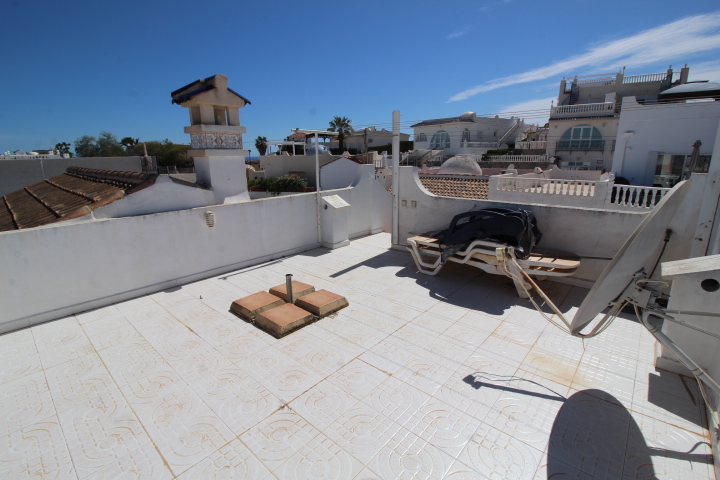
[
  {"left": 391, "top": 110, "right": 400, "bottom": 246},
  {"left": 285, "top": 274, "right": 294, "bottom": 304}
]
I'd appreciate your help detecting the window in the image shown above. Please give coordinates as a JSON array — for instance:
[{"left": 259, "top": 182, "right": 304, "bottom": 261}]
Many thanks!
[
  {"left": 416, "top": 133, "right": 427, "bottom": 142},
  {"left": 557, "top": 124, "right": 603, "bottom": 150},
  {"left": 461, "top": 128, "right": 470, "bottom": 144},
  {"left": 430, "top": 130, "right": 451, "bottom": 150},
  {"left": 655, "top": 153, "right": 712, "bottom": 187}
]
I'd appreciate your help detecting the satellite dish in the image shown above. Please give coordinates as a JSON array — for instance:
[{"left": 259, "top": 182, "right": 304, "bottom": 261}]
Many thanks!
[{"left": 571, "top": 180, "right": 691, "bottom": 335}]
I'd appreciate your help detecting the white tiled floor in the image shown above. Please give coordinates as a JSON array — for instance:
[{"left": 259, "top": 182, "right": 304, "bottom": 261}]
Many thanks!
[{"left": 0, "top": 233, "right": 714, "bottom": 479}]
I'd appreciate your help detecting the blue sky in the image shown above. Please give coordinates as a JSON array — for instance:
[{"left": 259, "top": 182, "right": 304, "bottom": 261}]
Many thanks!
[{"left": 2, "top": 0, "right": 720, "bottom": 155}]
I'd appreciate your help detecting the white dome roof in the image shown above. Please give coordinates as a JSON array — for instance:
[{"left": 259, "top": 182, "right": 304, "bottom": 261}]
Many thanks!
[{"left": 438, "top": 156, "right": 482, "bottom": 175}]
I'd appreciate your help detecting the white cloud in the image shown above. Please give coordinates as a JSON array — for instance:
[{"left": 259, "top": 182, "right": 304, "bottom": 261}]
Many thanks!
[
  {"left": 447, "top": 27, "right": 471, "bottom": 39},
  {"left": 449, "top": 12, "right": 720, "bottom": 101},
  {"left": 688, "top": 60, "right": 720, "bottom": 82},
  {"left": 498, "top": 97, "right": 555, "bottom": 125}
]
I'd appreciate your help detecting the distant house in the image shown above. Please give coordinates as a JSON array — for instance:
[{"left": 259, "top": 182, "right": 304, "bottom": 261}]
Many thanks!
[
  {"left": 345, "top": 127, "right": 410, "bottom": 153},
  {"left": 411, "top": 112, "right": 525, "bottom": 156},
  {"left": 611, "top": 81, "right": 720, "bottom": 186},
  {"left": 547, "top": 65, "right": 692, "bottom": 171}
]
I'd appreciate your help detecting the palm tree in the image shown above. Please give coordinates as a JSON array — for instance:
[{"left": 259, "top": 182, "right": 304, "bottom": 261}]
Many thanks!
[
  {"left": 255, "top": 136, "right": 268, "bottom": 156},
  {"left": 328, "top": 116, "right": 353, "bottom": 152}
]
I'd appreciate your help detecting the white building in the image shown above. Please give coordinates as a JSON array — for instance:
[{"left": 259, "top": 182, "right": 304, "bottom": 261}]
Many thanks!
[
  {"left": 611, "top": 82, "right": 720, "bottom": 186},
  {"left": 411, "top": 112, "right": 525, "bottom": 156},
  {"left": 344, "top": 127, "right": 410, "bottom": 153},
  {"left": 547, "top": 65, "right": 691, "bottom": 171}
]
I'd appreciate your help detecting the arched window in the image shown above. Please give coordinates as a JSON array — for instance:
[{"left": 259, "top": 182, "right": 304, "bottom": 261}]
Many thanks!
[
  {"left": 416, "top": 133, "right": 427, "bottom": 142},
  {"left": 461, "top": 128, "right": 470, "bottom": 144},
  {"left": 558, "top": 124, "right": 603, "bottom": 150},
  {"left": 430, "top": 130, "right": 451, "bottom": 150}
]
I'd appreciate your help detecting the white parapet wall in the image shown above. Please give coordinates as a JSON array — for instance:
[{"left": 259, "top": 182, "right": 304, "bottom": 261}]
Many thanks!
[
  {"left": 0, "top": 166, "right": 390, "bottom": 334},
  {"left": 397, "top": 166, "right": 703, "bottom": 286}
]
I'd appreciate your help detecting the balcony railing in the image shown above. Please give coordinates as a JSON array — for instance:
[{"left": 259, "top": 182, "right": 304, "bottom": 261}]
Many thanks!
[
  {"left": 576, "top": 77, "right": 615, "bottom": 86},
  {"left": 551, "top": 102, "right": 615, "bottom": 117},
  {"left": 606, "top": 185, "right": 670, "bottom": 208},
  {"left": 556, "top": 140, "right": 605, "bottom": 151},
  {"left": 622, "top": 72, "right": 680, "bottom": 84},
  {"left": 514, "top": 140, "right": 547, "bottom": 150},
  {"left": 483, "top": 155, "right": 548, "bottom": 163}
]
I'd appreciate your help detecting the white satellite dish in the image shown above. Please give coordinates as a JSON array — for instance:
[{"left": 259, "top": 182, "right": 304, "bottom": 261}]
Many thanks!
[
  {"left": 571, "top": 180, "right": 691, "bottom": 334},
  {"left": 496, "top": 178, "right": 720, "bottom": 397}
]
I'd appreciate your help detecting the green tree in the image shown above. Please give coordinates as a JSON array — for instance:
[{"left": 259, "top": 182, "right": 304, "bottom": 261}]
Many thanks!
[
  {"left": 74, "top": 135, "right": 100, "bottom": 157},
  {"left": 121, "top": 137, "right": 139, "bottom": 150},
  {"left": 328, "top": 116, "right": 353, "bottom": 152},
  {"left": 96, "top": 131, "right": 125, "bottom": 157},
  {"left": 127, "top": 139, "right": 192, "bottom": 168},
  {"left": 54, "top": 142, "right": 73, "bottom": 157},
  {"left": 254, "top": 136, "right": 268, "bottom": 156}
]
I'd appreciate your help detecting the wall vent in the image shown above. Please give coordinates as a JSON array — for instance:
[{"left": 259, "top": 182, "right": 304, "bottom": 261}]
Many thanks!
[{"left": 204, "top": 211, "right": 216, "bottom": 228}]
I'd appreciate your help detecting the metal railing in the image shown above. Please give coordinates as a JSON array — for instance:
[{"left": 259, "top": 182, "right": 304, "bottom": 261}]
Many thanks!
[
  {"left": 607, "top": 185, "right": 670, "bottom": 208},
  {"left": 556, "top": 140, "right": 605, "bottom": 151},
  {"left": 551, "top": 102, "right": 615, "bottom": 115}
]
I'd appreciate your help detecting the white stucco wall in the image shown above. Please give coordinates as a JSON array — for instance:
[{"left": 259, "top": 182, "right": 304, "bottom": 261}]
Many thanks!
[
  {"left": 91, "top": 176, "right": 216, "bottom": 219},
  {"left": 259, "top": 153, "right": 339, "bottom": 188},
  {"left": 320, "top": 158, "right": 362, "bottom": 190},
  {"left": 0, "top": 156, "right": 145, "bottom": 196},
  {"left": 0, "top": 168, "right": 391, "bottom": 333},
  {"left": 612, "top": 97, "right": 720, "bottom": 186},
  {"left": 398, "top": 166, "right": 703, "bottom": 285}
]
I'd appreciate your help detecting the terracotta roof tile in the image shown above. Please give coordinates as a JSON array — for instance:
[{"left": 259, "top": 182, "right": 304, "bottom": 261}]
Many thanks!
[
  {"left": 0, "top": 168, "right": 157, "bottom": 233},
  {"left": 419, "top": 176, "right": 489, "bottom": 200}
]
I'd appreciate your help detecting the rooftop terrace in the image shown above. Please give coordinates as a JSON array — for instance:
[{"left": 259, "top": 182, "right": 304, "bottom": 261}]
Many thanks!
[{"left": 0, "top": 233, "right": 713, "bottom": 479}]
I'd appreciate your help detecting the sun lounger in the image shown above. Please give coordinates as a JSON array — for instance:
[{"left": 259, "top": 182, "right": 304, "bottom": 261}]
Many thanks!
[{"left": 407, "top": 232, "right": 580, "bottom": 297}]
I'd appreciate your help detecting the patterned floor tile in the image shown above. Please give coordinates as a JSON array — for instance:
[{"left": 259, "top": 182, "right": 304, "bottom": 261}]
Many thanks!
[
  {"left": 326, "top": 402, "right": 402, "bottom": 464},
  {"left": 368, "top": 428, "right": 455, "bottom": 480},
  {"left": 97, "top": 337, "right": 170, "bottom": 388},
  {"left": 291, "top": 380, "right": 357, "bottom": 432},
  {"left": 44, "top": 353, "right": 117, "bottom": 413},
  {"left": 0, "top": 371, "right": 55, "bottom": 438},
  {"left": 177, "top": 438, "right": 274, "bottom": 480},
  {"left": 403, "top": 398, "right": 482, "bottom": 458},
  {"left": 200, "top": 365, "right": 282, "bottom": 436},
  {"left": 33, "top": 318, "right": 96, "bottom": 370},
  {"left": 361, "top": 376, "right": 431, "bottom": 426},
  {"left": 0, "top": 329, "right": 42, "bottom": 386},
  {"left": 394, "top": 354, "right": 456, "bottom": 396},
  {"left": 546, "top": 417, "right": 626, "bottom": 479},
  {"left": 458, "top": 422, "right": 543, "bottom": 480},
  {"left": 0, "top": 417, "right": 75, "bottom": 479},
  {"left": 84, "top": 443, "right": 172, "bottom": 480},
  {"left": 152, "top": 413, "right": 235, "bottom": 477},
  {"left": 277, "top": 433, "right": 364, "bottom": 480},
  {"left": 359, "top": 337, "right": 418, "bottom": 375},
  {"left": 240, "top": 410, "right": 322, "bottom": 471},
  {"left": 329, "top": 359, "right": 389, "bottom": 400}
]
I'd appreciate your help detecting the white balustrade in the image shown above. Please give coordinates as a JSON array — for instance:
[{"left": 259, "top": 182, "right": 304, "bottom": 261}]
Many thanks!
[
  {"left": 576, "top": 77, "right": 615, "bottom": 86},
  {"left": 484, "top": 155, "right": 547, "bottom": 162},
  {"left": 495, "top": 177, "right": 598, "bottom": 197},
  {"left": 551, "top": 102, "right": 615, "bottom": 115},
  {"left": 514, "top": 141, "right": 547, "bottom": 150},
  {"left": 622, "top": 73, "right": 666, "bottom": 84},
  {"left": 606, "top": 185, "right": 670, "bottom": 208}
]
